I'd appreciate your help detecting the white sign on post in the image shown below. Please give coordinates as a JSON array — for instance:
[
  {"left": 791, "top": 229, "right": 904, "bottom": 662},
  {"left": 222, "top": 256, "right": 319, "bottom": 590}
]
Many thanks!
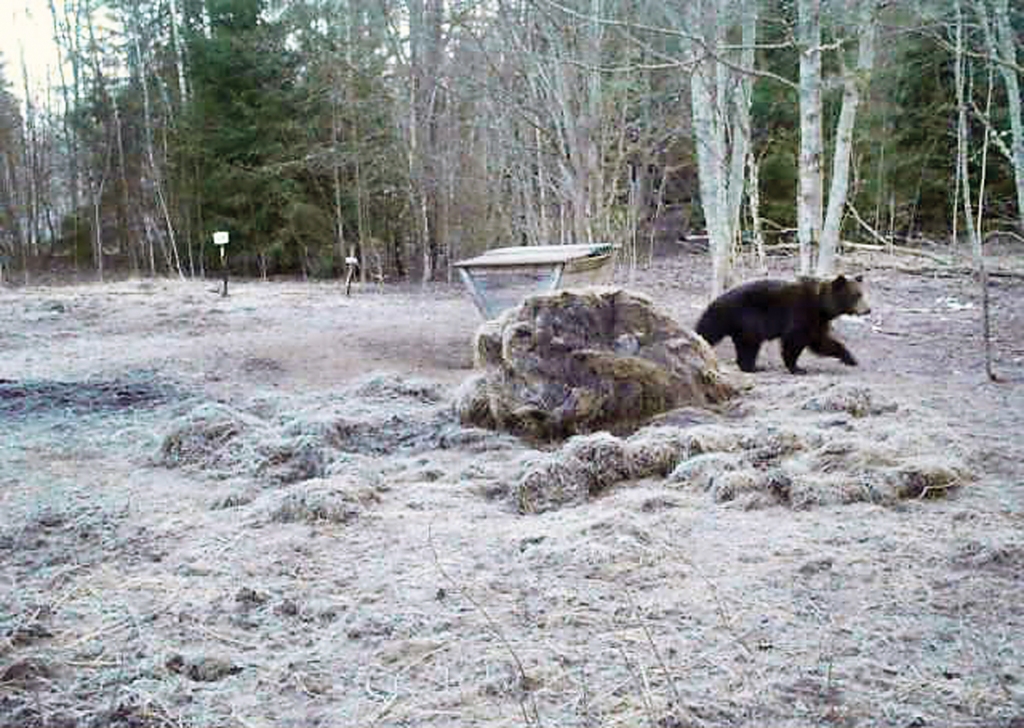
[
  {"left": 214, "top": 231, "right": 229, "bottom": 263},
  {"left": 214, "top": 231, "right": 230, "bottom": 296}
]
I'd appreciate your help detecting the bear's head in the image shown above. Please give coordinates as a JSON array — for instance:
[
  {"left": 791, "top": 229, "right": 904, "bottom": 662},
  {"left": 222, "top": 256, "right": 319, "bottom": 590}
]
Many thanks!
[{"left": 824, "top": 274, "right": 871, "bottom": 317}]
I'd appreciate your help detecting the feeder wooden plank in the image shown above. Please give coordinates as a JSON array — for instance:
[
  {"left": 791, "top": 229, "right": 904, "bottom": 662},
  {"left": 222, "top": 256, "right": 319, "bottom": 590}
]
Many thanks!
[{"left": 454, "top": 244, "right": 617, "bottom": 319}]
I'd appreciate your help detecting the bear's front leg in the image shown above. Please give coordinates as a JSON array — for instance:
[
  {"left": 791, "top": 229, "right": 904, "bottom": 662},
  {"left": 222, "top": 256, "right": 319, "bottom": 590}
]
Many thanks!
[
  {"left": 811, "top": 334, "right": 858, "bottom": 366},
  {"left": 782, "top": 336, "right": 808, "bottom": 374},
  {"left": 733, "top": 337, "right": 762, "bottom": 372}
]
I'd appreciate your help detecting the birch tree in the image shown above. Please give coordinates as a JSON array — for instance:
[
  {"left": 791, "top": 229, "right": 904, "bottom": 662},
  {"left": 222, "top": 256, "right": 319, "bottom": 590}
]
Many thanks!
[
  {"left": 817, "top": 0, "right": 878, "bottom": 276},
  {"left": 18, "top": 50, "right": 41, "bottom": 270},
  {"left": 687, "top": 0, "right": 757, "bottom": 296},
  {"left": 953, "top": 0, "right": 996, "bottom": 380},
  {"left": 125, "top": 3, "right": 183, "bottom": 277},
  {"left": 728, "top": 0, "right": 757, "bottom": 259},
  {"left": 407, "top": 0, "right": 444, "bottom": 282},
  {"left": 0, "top": 60, "right": 25, "bottom": 281},
  {"left": 972, "top": 0, "right": 1024, "bottom": 233},
  {"left": 797, "top": 0, "right": 824, "bottom": 275},
  {"left": 84, "top": 4, "right": 112, "bottom": 281},
  {"left": 49, "top": 0, "right": 83, "bottom": 271}
]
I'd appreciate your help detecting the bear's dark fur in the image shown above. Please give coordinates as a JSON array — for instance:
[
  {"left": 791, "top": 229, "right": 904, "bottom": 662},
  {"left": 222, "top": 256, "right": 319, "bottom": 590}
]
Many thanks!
[{"left": 695, "top": 275, "right": 871, "bottom": 374}]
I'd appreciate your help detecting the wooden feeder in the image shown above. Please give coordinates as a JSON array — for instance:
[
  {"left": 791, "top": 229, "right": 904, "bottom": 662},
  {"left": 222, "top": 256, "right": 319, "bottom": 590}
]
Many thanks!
[{"left": 454, "top": 243, "right": 617, "bottom": 319}]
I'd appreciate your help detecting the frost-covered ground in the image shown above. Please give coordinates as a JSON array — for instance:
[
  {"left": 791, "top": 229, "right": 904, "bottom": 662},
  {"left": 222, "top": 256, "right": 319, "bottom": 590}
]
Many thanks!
[{"left": 1, "top": 250, "right": 1023, "bottom": 727}]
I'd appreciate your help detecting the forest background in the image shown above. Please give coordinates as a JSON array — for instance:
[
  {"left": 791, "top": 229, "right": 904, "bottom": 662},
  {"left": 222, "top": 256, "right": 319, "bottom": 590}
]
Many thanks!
[{"left": 0, "top": 0, "right": 1021, "bottom": 293}]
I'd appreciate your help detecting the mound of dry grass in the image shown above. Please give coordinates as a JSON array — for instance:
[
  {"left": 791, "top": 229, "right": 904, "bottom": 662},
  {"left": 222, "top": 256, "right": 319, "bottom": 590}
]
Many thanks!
[
  {"left": 801, "top": 383, "right": 899, "bottom": 417},
  {"left": 157, "top": 402, "right": 262, "bottom": 475},
  {"left": 459, "top": 287, "right": 736, "bottom": 439},
  {"left": 350, "top": 373, "right": 445, "bottom": 403},
  {"left": 514, "top": 382, "right": 972, "bottom": 513},
  {"left": 157, "top": 375, "right": 459, "bottom": 485},
  {"left": 517, "top": 432, "right": 628, "bottom": 514},
  {"left": 255, "top": 434, "right": 328, "bottom": 484},
  {"left": 265, "top": 478, "right": 381, "bottom": 524}
]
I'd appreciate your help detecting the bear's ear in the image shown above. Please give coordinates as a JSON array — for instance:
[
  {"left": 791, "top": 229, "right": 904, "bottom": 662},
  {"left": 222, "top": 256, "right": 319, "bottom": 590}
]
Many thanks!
[
  {"left": 833, "top": 274, "right": 848, "bottom": 288},
  {"left": 854, "top": 274, "right": 863, "bottom": 283}
]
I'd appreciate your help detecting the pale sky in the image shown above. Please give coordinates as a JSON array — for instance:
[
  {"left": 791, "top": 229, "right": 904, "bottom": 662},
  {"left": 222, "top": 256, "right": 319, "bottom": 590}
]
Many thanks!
[{"left": 0, "top": 1, "right": 62, "bottom": 104}]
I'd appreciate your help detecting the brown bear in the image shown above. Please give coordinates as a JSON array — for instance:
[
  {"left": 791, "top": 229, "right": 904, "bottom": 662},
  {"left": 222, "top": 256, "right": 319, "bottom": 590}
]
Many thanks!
[{"left": 695, "top": 275, "right": 871, "bottom": 374}]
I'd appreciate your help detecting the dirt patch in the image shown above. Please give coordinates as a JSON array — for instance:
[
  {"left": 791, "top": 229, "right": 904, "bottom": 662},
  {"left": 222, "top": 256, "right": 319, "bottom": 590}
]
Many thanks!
[{"left": 0, "top": 373, "right": 180, "bottom": 417}]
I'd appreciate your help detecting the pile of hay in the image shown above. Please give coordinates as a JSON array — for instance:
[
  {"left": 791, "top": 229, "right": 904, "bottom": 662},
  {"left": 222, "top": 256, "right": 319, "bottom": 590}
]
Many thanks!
[
  {"left": 158, "top": 402, "right": 264, "bottom": 476},
  {"left": 514, "top": 384, "right": 971, "bottom": 513},
  {"left": 457, "top": 288, "right": 735, "bottom": 440},
  {"left": 264, "top": 477, "right": 381, "bottom": 525},
  {"left": 801, "top": 382, "right": 899, "bottom": 417},
  {"left": 157, "top": 375, "right": 461, "bottom": 484},
  {"left": 516, "top": 424, "right": 744, "bottom": 513}
]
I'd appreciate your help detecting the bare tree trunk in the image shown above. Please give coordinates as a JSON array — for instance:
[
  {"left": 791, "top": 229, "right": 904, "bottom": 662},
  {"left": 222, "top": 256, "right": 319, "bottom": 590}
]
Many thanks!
[
  {"left": 818, "top": 0, "right": 877, "bottom": 276},
  {"left": 954, "top": 0, "right": 996, "bottom": 380},
  {"left": 331, "top": 87, "right": 346, "bottom": 276},
  {"left": 49, "top": 0, "right": 81, "bottom": 274},
  {"left": 407, "top": 70, "right": 424, "bottom": 281},
  {"left": 503, "top": 0, "right": 609, "bottom": 249},
  {"left": 583, "top": 0, "right": 603, "bottom": 244},
  {"left": 18, "top": 51, "right": 38, "bottom": 282},
  {"left": 727, "top": 0, "right": 757, "bottom": 253},
  {"left": 689, "top": 0, "right": 747, "bottom": 297},
  {"left": 409, "top": 0, "right": 442, "bottom": 282},
  {"left": 976, "top": 63, "right": 998, "bottom": 381},
  {"left": 554, "top": 60, "right": 594, "bottom": 246},
  {"left": 133, "top": 25, "right": 182, "bottom": 278},
  {"left": 354, "top": 129, "right": 369, "bottom": 284},
  {"left": 85, "top": 5, "right": 108, "bottom": 282},
  {"left": 797, "top": 0, "right": 824, "bottom": 275},
  {"left": 91, "top": 179, "right": 105, "bottom": 281},
  {"left": 994, "top": 0, "right": 1024, "bottom": 234},
  {"left": 0, "top": 135, "right": 28, "bottom": 284},
  {"left": 110, "top": 85, "right": 133, "bottom": 267},
  {"left": 974, "top": 0, "right": 1024, "bottom": 233},
  {"left": 536, "top": 127, "right": 549, "bottom": 244},
  {"left": 167, "top": 0, "right": 189, "bottom": 106},
  {"left": 747, "top": 151, "right": 767, "bottom": 274}
]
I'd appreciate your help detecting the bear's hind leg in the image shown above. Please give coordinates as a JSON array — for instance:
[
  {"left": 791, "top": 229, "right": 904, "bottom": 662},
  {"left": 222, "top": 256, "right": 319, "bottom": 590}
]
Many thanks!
[{"left": 734, "top": 337, "right": 762, "bottom": 372}]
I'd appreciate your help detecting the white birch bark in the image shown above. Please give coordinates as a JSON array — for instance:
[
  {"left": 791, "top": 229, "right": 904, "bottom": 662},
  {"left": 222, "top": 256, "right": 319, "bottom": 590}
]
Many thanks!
[
  {"left": 818, "top": 0, "right": 877, "bottom": 276},
  {"left": 167, "top": 0, "right": 189, "bottom": 106},
  {"left": 331, "top": 90, "right": 345, "bottom": 271},
  {"left": 727, "top": 0, "right": 757, "bottom": 251},
  {"left": 954, "top": 0, "right": 994, "bottom": 379},
  {"left": 689, "top": 0, "right": 733, "bottom": 297},
  {"left": 587, "top": 0, "right": 603, "bottom": 245},
  {"left": 18, "top": 51, "right": 39, "bottom": 264},
  {"left": 991, "top": 0, "right": 1024, "bottom": 232},
  {"left": 407, "top": 0, "right": 428, "bottom": 281},
  {"left": 500, "top": 0, "right": 612, "bottom": 249},
  {"left": 552, "top": 52, "right": 597, "bottom": 247},
  {"left": 85, "top": 6, "right": 107, "bottom": 282},
  {"left": 132, "top": 25, "right": 182, "bottom": 277},
  {"left": 747, "top": 150, "right": 767, "bottom": 273},
  {"left": 48, "top": 0, "right": 80, "bottom": 271},
  {"left": 536, "top": 127, "right": 549, "bottom": 244},
  {"left": 797, "top": 0, "right": 823, "bottom": 275}
]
